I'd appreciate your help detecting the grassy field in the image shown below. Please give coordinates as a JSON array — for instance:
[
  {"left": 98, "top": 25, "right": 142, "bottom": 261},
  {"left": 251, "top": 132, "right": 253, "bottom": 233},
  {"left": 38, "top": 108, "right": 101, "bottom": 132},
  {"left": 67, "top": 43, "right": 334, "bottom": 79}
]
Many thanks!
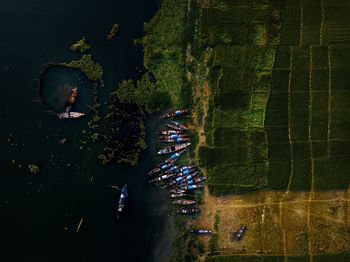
[{"left": 191, "top": 0, "right": 350, "bottom": 261}]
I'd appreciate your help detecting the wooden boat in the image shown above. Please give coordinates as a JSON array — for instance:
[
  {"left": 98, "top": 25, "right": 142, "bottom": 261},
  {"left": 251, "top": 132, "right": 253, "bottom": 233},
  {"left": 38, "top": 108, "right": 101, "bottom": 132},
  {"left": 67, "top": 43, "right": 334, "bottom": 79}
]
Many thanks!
[
  {"left": 169, "top": 189, "right": 186, "bottom": 194},
  {"left": 165, "top": 121, "right": 188, "bottom": 131},
  {"left": 166, "top": 172, "right": 199, "bottom": 187},
  {"left": 191, "top": 229, "right": 213, "bottom": 235},
  {"left": 179, "top": 184, "right": 204, "bottom": 191},
  {"left": 149, "top": 173, "right": 176, "bottom": 183},
  {"left": 65, "top": 87, "right": 78, "bottom": 107},
  {"left": 58, "top": 111, "right": 85, "bottom": 119},
  {"left": 159, "top": 134, "right": 189, "bottom": 139},
  {"left": 164, "top": 165, "right": 196, "bottom": 174},
  {"left": 160, "top": 130, "right": 185, "bottom": 135},
  {"left": 231, "top": 225, "right": 247, "bottom": 241},
  {"left": 178, "top": 176, "right": 206, "bottom": 186},
  {"left": 117, "top": 184, "right": 128, "bottom": 219},
  {"left": 157, "top": 143, "right": 191, "bottom": 155},
  {"left": 159, "top": 137, "right": 190, "bottom": 143},
  {"left": 147, "top": 160, "right": 176, "bottom": 176},
  {"left": 172, "top": 199, "right": 196, "bottom": 205},
  {"left": 162, "top": 149, "right": 187, "bottom": 164},
  {"left": 177, "top": 208, "right": 201, "bottom": 215},
  {"left": 170, "top": 193, "right": 187, "bottom": 198},
  {"left": 161, "top": 109, "right": 190, "bottom": 119}
]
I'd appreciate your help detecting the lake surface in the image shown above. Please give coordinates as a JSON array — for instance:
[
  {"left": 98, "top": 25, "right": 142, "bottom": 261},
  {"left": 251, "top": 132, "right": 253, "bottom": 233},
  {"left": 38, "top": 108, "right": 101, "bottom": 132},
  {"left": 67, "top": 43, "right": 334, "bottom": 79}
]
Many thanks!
[{"left": 0, "top": 0, "right": 176, "bottom": 261}]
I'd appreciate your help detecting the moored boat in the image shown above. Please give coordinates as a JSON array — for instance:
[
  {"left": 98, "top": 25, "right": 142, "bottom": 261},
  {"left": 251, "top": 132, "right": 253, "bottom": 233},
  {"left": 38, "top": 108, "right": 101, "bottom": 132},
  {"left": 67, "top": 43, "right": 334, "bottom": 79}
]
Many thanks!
[
  {"left": 178, "top": 176, "right": 206, "bottom": 186},
  {"left": 172, "top": 199, "right": 196, "bottom": 205},
  {"left": 165, "top": 121, "right": 188, "bottom": 131},
  {"left": 147, "top": 160, "right": 176, "bottom": 176},
  {"left": 177, "top": 208, "right": 201, "bottom": 215},
  {"left": 159, "top": 137, "right": 190, "bottom": 143},
  {"left": 157, "top": 143, "right": 191, "bottom": 155},
  {"left": 179, "top": 184, "right": 204, "bottom": 191},
  {"left": 161, "top": 109, "right": 190, "bottom": 119},
  {"left": 159, "top": 134, "right": 189, "bottom": 139},
  {"left": 149, "top": 173, "right": 176, "bottom": 183},
  {"left": 170, "top": 193, "right": 187, "bottom": 198},
  {"left": 160, "top": 130, "right": 185, "bottom": 135},
  {"left": 162, "top": 149, "right": 187, "bottom": 164},
  {"left": 164, "top": 165, "right": 196, "bottom": 174},
  {"left": 232, "top": 225, "right": 247, "bottom": 241},
  {"left": 191, "top": 229, "right": 213, "bottom": 235},
  {"left": 166, "top": 172, "right": 199, "bottom": 187},
  {"left": 169, "top": 189, "right": 186, "bottom": 194},
  {"left": 58, "top": 111, "right": 85, "bottom": 119},
  {"left": 65, "top": 87, "right": 78, "bottom": 107},
  {"left": 117, "top": 184, "right": 128, "bottom": 219}
]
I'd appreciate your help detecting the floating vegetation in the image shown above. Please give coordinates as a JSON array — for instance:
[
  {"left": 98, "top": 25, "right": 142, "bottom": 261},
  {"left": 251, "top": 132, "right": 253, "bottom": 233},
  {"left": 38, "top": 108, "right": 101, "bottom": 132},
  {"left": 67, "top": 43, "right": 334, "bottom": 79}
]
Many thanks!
[
  {"left": 70, "top": 38, "right": 91, "bottom": 53},
  {"left": 65, "top": 54, "right": 103, "bottom": 82},
  {"left": 28, "top": 164, "right": 40, "bottom": 174},
  {"left": 107, "top": 24, "right": 119, "bottom": 40},
  {"left": 98, "top": 89, "right": 146, "bottom": 166}
]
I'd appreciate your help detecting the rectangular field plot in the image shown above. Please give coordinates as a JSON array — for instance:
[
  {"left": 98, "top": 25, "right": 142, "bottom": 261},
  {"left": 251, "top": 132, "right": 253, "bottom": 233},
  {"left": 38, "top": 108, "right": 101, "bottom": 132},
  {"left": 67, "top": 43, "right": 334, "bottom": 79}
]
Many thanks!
[
  {"left": 330, "top": 123, "right": 350, "bottom": 140},
  {"left": 324, "top": 2, "right": 350, "bottom": 23},
  {"left": 279, "top": 23, "right": 300, "bottom": 45},
  {"left": 268, "top": 143, "right": 290, "bottom": 161},
  {"left": 213, "top": 91, "right": 251, "bottom": 110},
  {"left": 281, "top": 5, "right": 301, "bottom": 23},
  {"left": 212, "top": 128, "right": 249, "bottom": 147},
  {"left": 275, "top": 46, "right": 291, "bottom": 69},
  {"left": 331, "top": 108, "right": 350, "bottom": 124},
  {"left": 265, "top": 108, "right": 289, "bottom": 127},
  {"left": 198, "top": 146, "right": 249, "bottom": 168},
  {"left": 331, "top": 69, "right": 350, "bottom": 90},
  {"left": 265, "top": 126, "right": 289, "bottom": 144},
  {"left": 330, "top": 141, "right": 350, "bottom": 157},
  {"left": 271, "top": 70, "right": 290, "bottom": 91},
  {"left": 312, "top": 141, "right": 328, "bottom": 158},
  {"left": 312, "top": 46, "right": 328, "bottom": 70},
  {"left": 268, "top": 160, "right": 290, "bottom": 190},
  {"left": 331, "top": 91, "right": 350, "bottom": 108},
  {"left": 218, "top": 67, "right": 251, "bottom": 92},
  {"left": 314, "top": 157, "right": 350, "bottom": 190},
  {"left": 311, "top": 121, "right": 328, "bottom": 141},
  {"left": 289, "top": 160, "right": 312, "bottom": 191},
  {"left": 311, "top": 70, "right": 328, "bottom": 90},
  {"left": 301, "top": 24, "right": 320, "bottom": 46},
  {"left": 290, "top": 110, "right": 309, "bottom": 142},
  {"left": 290, "top": 69, "right": 309, "bottom": 91},
  {"left": 330, "top": 46, "right": 350, "bottom": 68},
  {"left": 302, "top": 0, "right": 322, "bottom": 24},
  {"left": 214, "top": 46, "right": 246, "bottom": 67},
  {"left": 266, "top": 92, "right": 288, "bottom": 110}
]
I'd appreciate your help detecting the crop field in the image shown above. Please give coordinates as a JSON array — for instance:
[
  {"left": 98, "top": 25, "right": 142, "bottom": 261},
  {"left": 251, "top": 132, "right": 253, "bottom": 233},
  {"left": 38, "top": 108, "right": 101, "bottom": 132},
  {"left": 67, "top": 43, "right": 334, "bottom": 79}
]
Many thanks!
[{"left": 192, "top": 0, "right": 350, "bottom": 260}]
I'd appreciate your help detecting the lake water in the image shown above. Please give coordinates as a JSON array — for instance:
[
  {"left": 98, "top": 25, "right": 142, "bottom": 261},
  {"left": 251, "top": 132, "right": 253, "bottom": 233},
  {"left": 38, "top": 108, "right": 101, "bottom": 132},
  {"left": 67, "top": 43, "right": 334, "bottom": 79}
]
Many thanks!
[{"left": 0, "top": 0, "right": 176, "bottom": 261}]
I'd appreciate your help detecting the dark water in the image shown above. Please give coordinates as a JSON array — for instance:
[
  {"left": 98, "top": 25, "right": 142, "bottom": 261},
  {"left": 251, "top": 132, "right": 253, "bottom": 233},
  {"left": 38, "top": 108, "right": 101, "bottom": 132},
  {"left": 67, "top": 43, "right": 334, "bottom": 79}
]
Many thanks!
[{"left": 0, "top": 1, "right": 176, "bottom": 261}]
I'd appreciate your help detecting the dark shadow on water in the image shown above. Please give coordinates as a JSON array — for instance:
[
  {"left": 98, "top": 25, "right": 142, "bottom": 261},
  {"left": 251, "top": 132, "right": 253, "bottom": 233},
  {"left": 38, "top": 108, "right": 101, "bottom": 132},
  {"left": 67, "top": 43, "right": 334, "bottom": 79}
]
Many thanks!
[{"left": 40, "top": 65, "right": 94, "bottom": 114}]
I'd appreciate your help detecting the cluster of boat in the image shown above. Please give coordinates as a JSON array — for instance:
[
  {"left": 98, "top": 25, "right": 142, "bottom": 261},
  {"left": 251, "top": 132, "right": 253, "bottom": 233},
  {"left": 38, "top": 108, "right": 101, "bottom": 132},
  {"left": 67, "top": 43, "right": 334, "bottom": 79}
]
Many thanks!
[
  {"left": 148, "top": 109, "right": 208, "bottom": 217},
  {"left": 57, "top": 87, "right": 85, "bottom": 119}
]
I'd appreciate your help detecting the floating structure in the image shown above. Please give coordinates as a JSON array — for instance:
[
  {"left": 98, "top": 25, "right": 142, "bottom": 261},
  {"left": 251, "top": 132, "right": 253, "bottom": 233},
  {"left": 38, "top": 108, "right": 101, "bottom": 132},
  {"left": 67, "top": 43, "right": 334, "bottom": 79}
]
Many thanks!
[
  {"left": 191, "top": 229, "right": 213, "bottom": 235},
  {"left": 160, "top": 130, "right": 185, "bottom": 135},
  {"left": 117, "top": 184, "right": 128, "bottom": 219},
  {"left": 161, "top": 109, "right": 189, "bottom": 119},
  {"left": 231, "top": 225, "right": 247, "bottom": 241},
  {"left": 173, "top": 199, "right": 196, "bottom": 205},
  {"left": 57, "top": 111, "right": 85, "bottom": 119},
  {"left": 157, "top": 142, "right": 191, "bottom": 155},
  {"left": 177, "top": 208, "right": 200, "bottom": 215},
  {"left": 147, "top": 160, "right": 176, "bottom": 176},
  {"left": 165, "top": 121, "right": 188, "bottom": 131},
  {"left": 159, "top": 137, "right": 190, "bottom": 143},
  {"left": 170, "top": 193, "right": 187, "bottom": 198}
]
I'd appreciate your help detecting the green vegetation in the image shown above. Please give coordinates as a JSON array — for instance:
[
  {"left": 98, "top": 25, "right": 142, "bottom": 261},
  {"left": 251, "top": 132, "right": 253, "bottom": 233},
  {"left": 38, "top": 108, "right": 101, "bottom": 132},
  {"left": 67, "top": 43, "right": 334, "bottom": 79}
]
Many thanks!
[
  {"left": 107, "top": 24, "right": 119, "bottom": 40},
  {"left": 142, "top": 0, "right": 189, "bottom": 107},
  {"left": 116, "top": 74, "right": 170, "bottom": 113},
  {"left": 209, "top": 211, "right": 220, "bottom": 255},
  {"left": 65, "top": 54, "right": 103, "bottom": 82},
  {"left": 28, "top": 164, "right": 40, "bottom": 174},
  {"left": 70, "top": 38, "right": 91, "bottom": 52}
]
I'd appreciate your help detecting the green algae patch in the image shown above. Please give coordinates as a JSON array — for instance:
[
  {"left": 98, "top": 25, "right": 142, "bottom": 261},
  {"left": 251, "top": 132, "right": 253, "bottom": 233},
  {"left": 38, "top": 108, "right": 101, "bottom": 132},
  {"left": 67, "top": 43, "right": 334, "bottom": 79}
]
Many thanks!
[
  {"left": 107, "top": 24, "right": 119, "bottom": 40},
  {"left": 65, "top": 54, "right": 103, "bottom": 82},
  {"left": 70, "top": 38, "right": 91, "bottom": 53},
  {"left": 28, "top": 164, "right": 40, "bottom": 174}
]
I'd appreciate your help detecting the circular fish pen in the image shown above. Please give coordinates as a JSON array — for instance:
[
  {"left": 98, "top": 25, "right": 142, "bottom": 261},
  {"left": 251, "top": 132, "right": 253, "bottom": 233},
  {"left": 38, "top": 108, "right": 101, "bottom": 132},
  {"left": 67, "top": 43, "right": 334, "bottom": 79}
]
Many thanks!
[{"left": 39, "top": 64, "right": 94, "bottom": 119}]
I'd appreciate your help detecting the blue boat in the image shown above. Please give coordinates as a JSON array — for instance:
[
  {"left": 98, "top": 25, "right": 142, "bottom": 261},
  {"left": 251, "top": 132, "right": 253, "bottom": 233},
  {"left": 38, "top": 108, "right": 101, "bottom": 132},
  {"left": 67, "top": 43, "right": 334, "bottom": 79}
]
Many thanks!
[
  {"left": 117, "top": 184, "right": 128, "bottom": 219},
  {"left": 232, "top": 225, "right": 247, "bottom": 241}
]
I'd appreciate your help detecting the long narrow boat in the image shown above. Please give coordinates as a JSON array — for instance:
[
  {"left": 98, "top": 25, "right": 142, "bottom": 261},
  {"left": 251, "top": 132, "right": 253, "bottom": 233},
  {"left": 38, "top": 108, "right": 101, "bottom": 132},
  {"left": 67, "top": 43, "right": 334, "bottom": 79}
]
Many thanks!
[
  {"left": 159, "top": 137, "right": 190, "bottom": 143},
  {"left": 178, "top": 176, "right": 206, "bottom": 186},
  {"left": 162, "top": 149, "right": 187, "bottom": 164},
  {"left": 191, "top": 229, "right": 213, "bottom": 235},
  {"left": 147, "top": 160, "right": 176, "bottom": 176},
  {"left": 159, "top": 134, "right": 189, "bottom": 139},
  {"left": 160, "top": 130, "right": 185, "bottom": 135},
  {"left": 232, "top": 225, "right": 247, "bottom": 241},
  {"left": 179, "top": 184, "right": 204, "bottom": 191},
  {"left": 58, "top": 111, "right": 85, "bottom": 119},
  {"left": 161, "top": 109, "right": 190, "bottom": 119},
  {"left": 172, "top": 199, "right": 196, "bottom": 205},
  {"left": 117, "top": 184, "right": 128, "bottom": 219},
  {"left": 157, "top": 143, "right": 191, "bottom": 155},
  {"left": 177, "top": 208, "right": 201, "bottom": 215},
  {"left": 165, "top": 121, "right": 188, "bottom": 131},
  {"left": 164, "top": 165, "right": 196, "bottom": 174},
  {"left": 166, "top": 172, "right": 199, "bottom": 187},
  {"left": 169, "top": 189, "right": 186, "bottom": 194},
  {"left": 170, "top": 193, "right": 187, "bottom": 198},
  {"left": 149, "top": 173, "right": 177, "bottom": 183}
]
